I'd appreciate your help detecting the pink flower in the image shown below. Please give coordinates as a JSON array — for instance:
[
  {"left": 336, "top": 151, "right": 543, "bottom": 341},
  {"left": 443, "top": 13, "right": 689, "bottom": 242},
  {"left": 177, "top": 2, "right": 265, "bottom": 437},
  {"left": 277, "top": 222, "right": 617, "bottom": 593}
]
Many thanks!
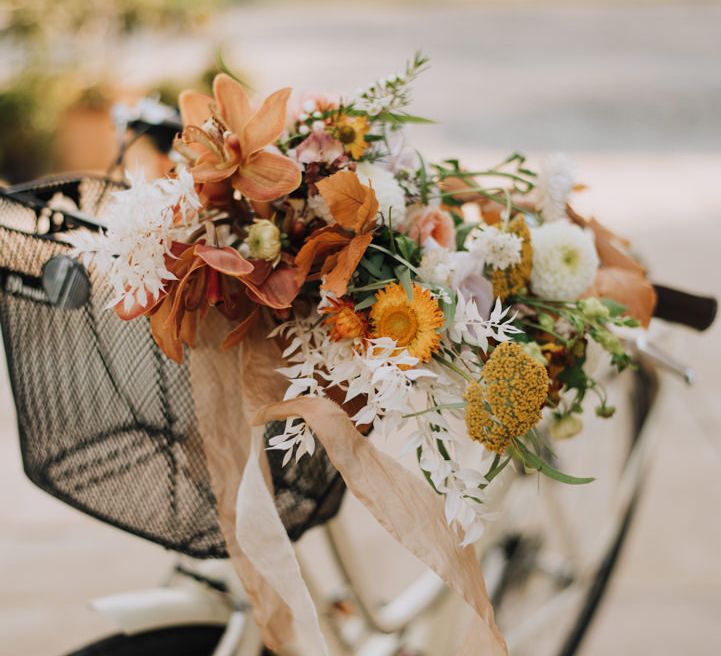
[
  {"left": 295, "top": 131, "right": 344, "bottom": 165},
  {"left": 406, "top": 206, "right": 456, "bottom": 250},
  {"left": 451, "top": 251, "right": 494, "bottom": 320}
]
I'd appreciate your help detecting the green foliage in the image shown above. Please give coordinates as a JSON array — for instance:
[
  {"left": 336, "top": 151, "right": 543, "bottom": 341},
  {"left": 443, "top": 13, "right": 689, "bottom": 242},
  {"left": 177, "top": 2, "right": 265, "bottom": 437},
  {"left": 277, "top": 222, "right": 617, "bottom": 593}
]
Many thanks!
[{"left": 511, "top": 438, "right": 594, "bottom": 485}]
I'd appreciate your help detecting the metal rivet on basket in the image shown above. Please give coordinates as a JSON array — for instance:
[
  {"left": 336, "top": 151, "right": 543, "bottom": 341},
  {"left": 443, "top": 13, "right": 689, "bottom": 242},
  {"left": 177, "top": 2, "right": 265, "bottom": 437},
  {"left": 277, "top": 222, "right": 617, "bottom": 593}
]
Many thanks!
[{"left": 42, "top": 255, "right": 90, "bottom": 310}]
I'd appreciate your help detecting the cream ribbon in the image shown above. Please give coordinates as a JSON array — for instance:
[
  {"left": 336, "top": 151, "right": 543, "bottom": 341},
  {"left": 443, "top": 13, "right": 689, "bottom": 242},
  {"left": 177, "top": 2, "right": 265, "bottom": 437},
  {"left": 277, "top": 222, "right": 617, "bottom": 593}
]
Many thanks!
[{"left": 189, "top": 314, "right": 507, "bottom": 655}]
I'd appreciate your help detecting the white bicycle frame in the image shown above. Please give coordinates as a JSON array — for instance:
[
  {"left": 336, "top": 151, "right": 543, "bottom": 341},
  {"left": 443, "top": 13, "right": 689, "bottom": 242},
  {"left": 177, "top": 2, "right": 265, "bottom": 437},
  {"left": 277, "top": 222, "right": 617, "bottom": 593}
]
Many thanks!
[{"left": 91, "top": 333, "right": 685, "bottom": 656}]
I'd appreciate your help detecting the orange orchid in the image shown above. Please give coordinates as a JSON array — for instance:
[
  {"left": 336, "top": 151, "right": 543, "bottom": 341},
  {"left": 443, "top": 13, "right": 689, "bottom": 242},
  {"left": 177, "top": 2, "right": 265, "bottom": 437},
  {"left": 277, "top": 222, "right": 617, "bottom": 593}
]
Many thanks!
[
  {"left": 118, "top": 242, "right": 303, "bottom": 363},
  {"left": 176, "top": 74, "right": 301, "bottom": 203},
  {"left": 295, "top": 171, "right": 378, "bottom": 297}
]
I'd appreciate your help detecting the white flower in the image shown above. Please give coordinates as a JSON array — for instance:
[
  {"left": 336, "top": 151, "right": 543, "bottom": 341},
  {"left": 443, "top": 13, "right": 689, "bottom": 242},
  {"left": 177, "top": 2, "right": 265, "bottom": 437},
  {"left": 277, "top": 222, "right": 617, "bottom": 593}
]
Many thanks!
[
  {"left": 418, "top": 247, "right": 454, "bottom": 286},
  {"left": 67, "top": 168, "right": 202, "bottom": 312},
  {"left": 530, "top": 221, "right": 599, "bottom": 301},
  {"left": 355, "top": 162, "right": 407, "bottom": 228},
  {"left": 271, "top": 316, "right": 434, "bottom": 459},
  {"left": 306, "top": 194, "right": 334, "bottom": 224},
  {"left": 246, "top": 219, "right": 281, "bottom": 263},
  {"left": 466, "top": 225, "right": 522, "bottom": 271},
  {"left": 536, "top": 153, "right": 575, "bottom": 222},
  {"left": 447, "top": 294, "right": 522, "bottom": 351}
]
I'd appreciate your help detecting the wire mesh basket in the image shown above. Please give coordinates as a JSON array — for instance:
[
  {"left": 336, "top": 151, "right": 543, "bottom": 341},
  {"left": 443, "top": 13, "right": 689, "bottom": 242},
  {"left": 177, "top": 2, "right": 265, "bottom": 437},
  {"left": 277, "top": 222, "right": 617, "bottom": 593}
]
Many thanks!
[{"left": 0, "top": 176, "right": 346, "bottom": 558}]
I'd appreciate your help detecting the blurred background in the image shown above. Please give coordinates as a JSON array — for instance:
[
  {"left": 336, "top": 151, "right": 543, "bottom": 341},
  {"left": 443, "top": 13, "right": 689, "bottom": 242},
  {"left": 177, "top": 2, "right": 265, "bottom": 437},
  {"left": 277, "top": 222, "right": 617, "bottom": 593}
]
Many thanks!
[{"left": 1, "top": 0, "right": 720, "bottom": 654}]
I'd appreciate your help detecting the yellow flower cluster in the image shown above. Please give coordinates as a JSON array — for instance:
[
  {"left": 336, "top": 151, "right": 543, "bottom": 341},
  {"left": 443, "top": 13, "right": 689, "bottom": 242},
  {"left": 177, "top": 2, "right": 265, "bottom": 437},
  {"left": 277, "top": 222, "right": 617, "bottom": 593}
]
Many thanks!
[
  {"left": 464, "top": 341, "right": 549, "bottom": 453},
  {"left": 491, "top": 216, "right": 533, "bottom": 300}
]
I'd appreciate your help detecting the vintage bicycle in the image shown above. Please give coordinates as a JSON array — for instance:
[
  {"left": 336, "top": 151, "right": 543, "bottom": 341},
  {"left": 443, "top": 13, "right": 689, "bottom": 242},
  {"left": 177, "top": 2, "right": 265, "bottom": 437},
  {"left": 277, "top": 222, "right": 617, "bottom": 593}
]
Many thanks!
[{"left": 0, "top": 107, "right": 716, "bottom": 656}]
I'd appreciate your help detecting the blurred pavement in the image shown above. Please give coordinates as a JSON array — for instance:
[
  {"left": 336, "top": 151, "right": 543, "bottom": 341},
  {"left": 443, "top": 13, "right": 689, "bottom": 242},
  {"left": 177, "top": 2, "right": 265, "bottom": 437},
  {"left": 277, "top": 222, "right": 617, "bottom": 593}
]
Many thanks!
[{"left": 2, "top": 2, "right": 721, "bottom": 654}]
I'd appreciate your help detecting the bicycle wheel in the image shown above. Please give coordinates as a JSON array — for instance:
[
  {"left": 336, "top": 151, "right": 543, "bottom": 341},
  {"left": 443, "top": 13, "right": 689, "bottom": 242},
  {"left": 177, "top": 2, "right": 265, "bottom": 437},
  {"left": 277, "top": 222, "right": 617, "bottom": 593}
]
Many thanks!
[
  {"left": 486, "top": 362, "right": 658, "bottom": 656},
  {"left": 65, "top": 625, "right": 224, "bottom": 656}
]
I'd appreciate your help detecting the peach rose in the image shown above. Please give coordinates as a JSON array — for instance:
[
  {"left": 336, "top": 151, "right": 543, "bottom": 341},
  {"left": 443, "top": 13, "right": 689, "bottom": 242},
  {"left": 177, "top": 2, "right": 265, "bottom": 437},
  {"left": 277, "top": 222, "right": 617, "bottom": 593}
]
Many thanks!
[{"left": 406, "top": 206, "right": 456, "bottom": 250}]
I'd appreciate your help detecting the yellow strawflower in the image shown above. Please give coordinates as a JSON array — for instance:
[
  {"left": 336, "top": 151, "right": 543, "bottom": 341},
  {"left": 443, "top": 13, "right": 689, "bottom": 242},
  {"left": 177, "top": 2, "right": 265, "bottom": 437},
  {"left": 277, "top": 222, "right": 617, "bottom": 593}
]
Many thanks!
[
  {"left": 370, "top": 282, "right": 444, "bottom": 362},
  {"left": 334, "top": 114, "right": 370, "bottom": 159},
  {"left": 464, "top": 341, "right": 549, "bottom": 453}
]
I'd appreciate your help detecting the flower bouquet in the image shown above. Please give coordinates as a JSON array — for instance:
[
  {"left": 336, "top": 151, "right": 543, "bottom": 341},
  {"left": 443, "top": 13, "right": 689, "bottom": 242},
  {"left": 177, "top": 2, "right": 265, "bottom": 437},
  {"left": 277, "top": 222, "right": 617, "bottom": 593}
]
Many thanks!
[{"left": 71, "top": 53, "right": 657, "bottom": 654}]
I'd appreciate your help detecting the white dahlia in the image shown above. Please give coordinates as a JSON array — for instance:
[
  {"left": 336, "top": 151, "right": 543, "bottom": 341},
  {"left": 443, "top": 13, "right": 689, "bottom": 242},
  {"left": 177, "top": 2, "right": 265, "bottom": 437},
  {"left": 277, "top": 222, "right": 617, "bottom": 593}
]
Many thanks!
[
  {"left": 536, "top": 153, "right": 575, "bottom": 222},
  {"left": 530, "top": 222, "right": 599, "bottom": 300},
  {"left": 355, "top": 162, "right": 407, "bottom": 228}
]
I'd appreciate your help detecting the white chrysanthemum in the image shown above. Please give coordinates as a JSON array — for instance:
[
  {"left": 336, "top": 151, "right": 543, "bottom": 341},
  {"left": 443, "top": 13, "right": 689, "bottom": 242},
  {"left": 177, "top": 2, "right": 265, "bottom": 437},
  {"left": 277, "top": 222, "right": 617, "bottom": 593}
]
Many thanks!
[
  {"left": 466, "top": 226, "right": 522, "bottom": 270},
  {"left": 418, "top": 247, "right": 454, "bottom": 286},
  {"left": 306, "top": 193, "right": 334, "bottom": 224},
  {"left": 355, "top": 162, "right": 407, "bottom": 228},
  {"left": 530, "top": 222, "right": 599, "bottom": 300},
  {"left": 536, "top": 153, "right": 575, "bottom": 222}
]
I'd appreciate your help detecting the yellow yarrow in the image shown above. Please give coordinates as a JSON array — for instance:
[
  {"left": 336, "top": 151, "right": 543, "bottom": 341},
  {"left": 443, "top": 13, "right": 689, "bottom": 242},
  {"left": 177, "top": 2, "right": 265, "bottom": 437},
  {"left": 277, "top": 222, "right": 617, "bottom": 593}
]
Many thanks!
[
  {"left": 491, "top": 215, "right": 533, "bottom": 300},
  {"left": 370, "top": 282, "right": 444, "bottom": 362},
  {"left": 464, "top": 341, "right": 549, "bottom": 453}
]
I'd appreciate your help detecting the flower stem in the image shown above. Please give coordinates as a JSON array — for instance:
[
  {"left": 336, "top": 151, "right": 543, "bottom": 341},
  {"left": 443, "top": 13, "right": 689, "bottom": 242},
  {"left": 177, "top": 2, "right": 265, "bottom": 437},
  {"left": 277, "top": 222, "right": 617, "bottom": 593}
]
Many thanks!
[{"left": 433, "top": 354, "right": 476, "bottom": 383}]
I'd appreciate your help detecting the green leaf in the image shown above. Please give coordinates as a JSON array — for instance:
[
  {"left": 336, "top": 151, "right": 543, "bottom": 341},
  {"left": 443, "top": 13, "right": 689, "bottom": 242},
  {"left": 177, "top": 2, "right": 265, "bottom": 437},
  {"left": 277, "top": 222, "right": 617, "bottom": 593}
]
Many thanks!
[
  {"left": 395, "top": 265, "right": 413, "bottom": 299},
  {"left": 600, "top": 298, "right": 628, "bottom": 317},
  {"left": 455, "top": 222, "right": 477, "bottom": 250},
  {"left": 377, "top": 111, "right": 435, "bottom": 125},
  {"left": 395, "top": 233, "right": 418, "bottom": 263},
  {"left": 359, "top": 253, "right": 388, "bottom": 280},
  {"left": 354, "top": 294, "right": 377, "bottom": 311},
  {"left": 558, "top": 362, "right": 588, "bottom": 390},
  {"left": 512, "top": 440, "right": 594, "bottom": 485}
]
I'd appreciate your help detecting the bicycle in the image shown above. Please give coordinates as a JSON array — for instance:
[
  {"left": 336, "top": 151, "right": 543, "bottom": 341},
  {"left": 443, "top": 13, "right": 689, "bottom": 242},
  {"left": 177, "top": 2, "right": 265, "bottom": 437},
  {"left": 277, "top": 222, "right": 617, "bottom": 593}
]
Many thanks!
[{"left": 0, "top": 103, "right": 716, "bottom": 656}]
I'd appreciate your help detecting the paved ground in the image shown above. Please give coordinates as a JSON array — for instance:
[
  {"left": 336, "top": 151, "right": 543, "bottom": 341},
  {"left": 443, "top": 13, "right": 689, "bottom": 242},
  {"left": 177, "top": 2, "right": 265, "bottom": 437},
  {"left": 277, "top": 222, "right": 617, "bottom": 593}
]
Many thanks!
[{"left": 2, "top": 2, "right": 721, "bottom": 654}]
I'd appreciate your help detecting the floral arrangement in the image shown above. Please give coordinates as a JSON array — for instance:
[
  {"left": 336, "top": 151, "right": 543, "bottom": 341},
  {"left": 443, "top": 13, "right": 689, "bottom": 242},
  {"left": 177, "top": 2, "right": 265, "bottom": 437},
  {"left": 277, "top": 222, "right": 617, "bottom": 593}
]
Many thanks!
[{"left": 71, "top": 53, "right": 656, "bottom": 547}]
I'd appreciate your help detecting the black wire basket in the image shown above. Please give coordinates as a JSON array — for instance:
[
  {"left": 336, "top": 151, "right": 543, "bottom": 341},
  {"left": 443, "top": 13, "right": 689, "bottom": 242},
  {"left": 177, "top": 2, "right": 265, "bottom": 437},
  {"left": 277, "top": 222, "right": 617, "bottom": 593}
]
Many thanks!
[{"left": 0, "top": 176, "right": 345, "bottom": 558}]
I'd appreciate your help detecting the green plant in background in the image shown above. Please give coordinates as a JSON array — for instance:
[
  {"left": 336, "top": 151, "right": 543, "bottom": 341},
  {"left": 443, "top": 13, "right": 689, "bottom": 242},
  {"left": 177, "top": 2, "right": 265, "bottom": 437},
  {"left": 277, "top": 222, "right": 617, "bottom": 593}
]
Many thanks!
[{"left": 0, "top": 0, "right": 228, "bottom": 183}]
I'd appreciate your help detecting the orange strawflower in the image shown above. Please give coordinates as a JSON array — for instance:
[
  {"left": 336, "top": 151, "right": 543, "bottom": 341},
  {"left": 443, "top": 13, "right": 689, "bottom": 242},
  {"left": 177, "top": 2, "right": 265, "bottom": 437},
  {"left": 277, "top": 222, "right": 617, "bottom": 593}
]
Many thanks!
[{"left": 321, "top": 297, "right": 368, "bottom": 341}]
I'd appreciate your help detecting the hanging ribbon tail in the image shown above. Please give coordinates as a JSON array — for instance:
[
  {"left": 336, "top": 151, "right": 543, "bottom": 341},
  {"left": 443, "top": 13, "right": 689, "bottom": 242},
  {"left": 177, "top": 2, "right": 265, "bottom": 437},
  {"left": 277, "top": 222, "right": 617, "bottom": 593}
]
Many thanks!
[
  {"left": 254, "top": 396, "right": 509, "bottom": 656},
  {"left": 235, "top": 427, "right": 329, "bottom": 656},
  {"left": 189, "top": 313, "right": 298, "bottom": 652}
]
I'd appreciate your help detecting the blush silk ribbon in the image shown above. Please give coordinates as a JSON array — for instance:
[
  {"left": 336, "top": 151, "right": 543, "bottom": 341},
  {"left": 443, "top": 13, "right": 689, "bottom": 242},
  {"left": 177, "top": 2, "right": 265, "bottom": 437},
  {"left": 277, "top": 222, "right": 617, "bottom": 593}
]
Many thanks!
[{"left": 189, "top": 313, "right": 507, "bottom": 655}]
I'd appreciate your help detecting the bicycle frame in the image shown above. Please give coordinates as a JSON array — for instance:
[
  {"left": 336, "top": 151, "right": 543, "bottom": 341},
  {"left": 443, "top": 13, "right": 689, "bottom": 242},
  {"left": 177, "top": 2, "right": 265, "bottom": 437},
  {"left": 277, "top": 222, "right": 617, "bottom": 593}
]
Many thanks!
[{"left": 91, "top": 334, "right": 672, "bottom": 656}]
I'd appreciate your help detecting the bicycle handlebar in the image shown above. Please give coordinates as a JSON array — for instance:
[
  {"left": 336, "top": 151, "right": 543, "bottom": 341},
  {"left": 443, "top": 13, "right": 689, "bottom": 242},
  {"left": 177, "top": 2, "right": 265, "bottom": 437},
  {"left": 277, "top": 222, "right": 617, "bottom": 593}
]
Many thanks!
[{"left": 652, "top": 284, "right": 717, "bottom": 332}]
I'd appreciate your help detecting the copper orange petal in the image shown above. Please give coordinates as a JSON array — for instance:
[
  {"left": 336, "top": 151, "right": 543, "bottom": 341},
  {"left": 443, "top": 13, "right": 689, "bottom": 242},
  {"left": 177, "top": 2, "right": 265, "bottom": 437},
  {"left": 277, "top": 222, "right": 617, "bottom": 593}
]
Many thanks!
[
  {"left": 321, "top": 232, "right": 374, "bottom": 297},
  {"left": 190, "top": 154, "right": 239, "bottom": 184},
  {"left": 178, "top": 90, "right": 213, "bottom": 127},
  {"left": 585, "top": 267, "right": 657, "bottom": 328},
  {"left": 195, "top": 244, "right": 255, "bottom": 276},
  {"left": 241, "top": 87, "right": 292, "bottom": 156},
  {"left": 232, "top": 150, "right": 301, "bottom": 202},
  {"left": 213, "top": 73, "right": 253, "bottom": 135},
  {"left": 178, "top": 305, "right": 199, "bottom": 349},
  {"left": 316, "top": 171, "right": 378, "bottom": 232},
  {"left": 295, "top": 225, "right": 353, "bottom": 277},
  {"left": 243, "top": 262, "right": 303, "bottom": 309},
  {"left": 150, "top": 295, "right": 184, "bottom": 364},
  {"left": 221, "top": 305, "right": 261, "bottom": 350}
]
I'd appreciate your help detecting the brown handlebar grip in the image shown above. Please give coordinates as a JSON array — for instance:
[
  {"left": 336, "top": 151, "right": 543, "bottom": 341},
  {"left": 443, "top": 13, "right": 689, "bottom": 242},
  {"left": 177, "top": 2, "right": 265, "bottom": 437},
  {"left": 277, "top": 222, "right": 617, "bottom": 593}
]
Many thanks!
[{"left": 653, "top": 284, "right": 717, "bottom": 331}]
